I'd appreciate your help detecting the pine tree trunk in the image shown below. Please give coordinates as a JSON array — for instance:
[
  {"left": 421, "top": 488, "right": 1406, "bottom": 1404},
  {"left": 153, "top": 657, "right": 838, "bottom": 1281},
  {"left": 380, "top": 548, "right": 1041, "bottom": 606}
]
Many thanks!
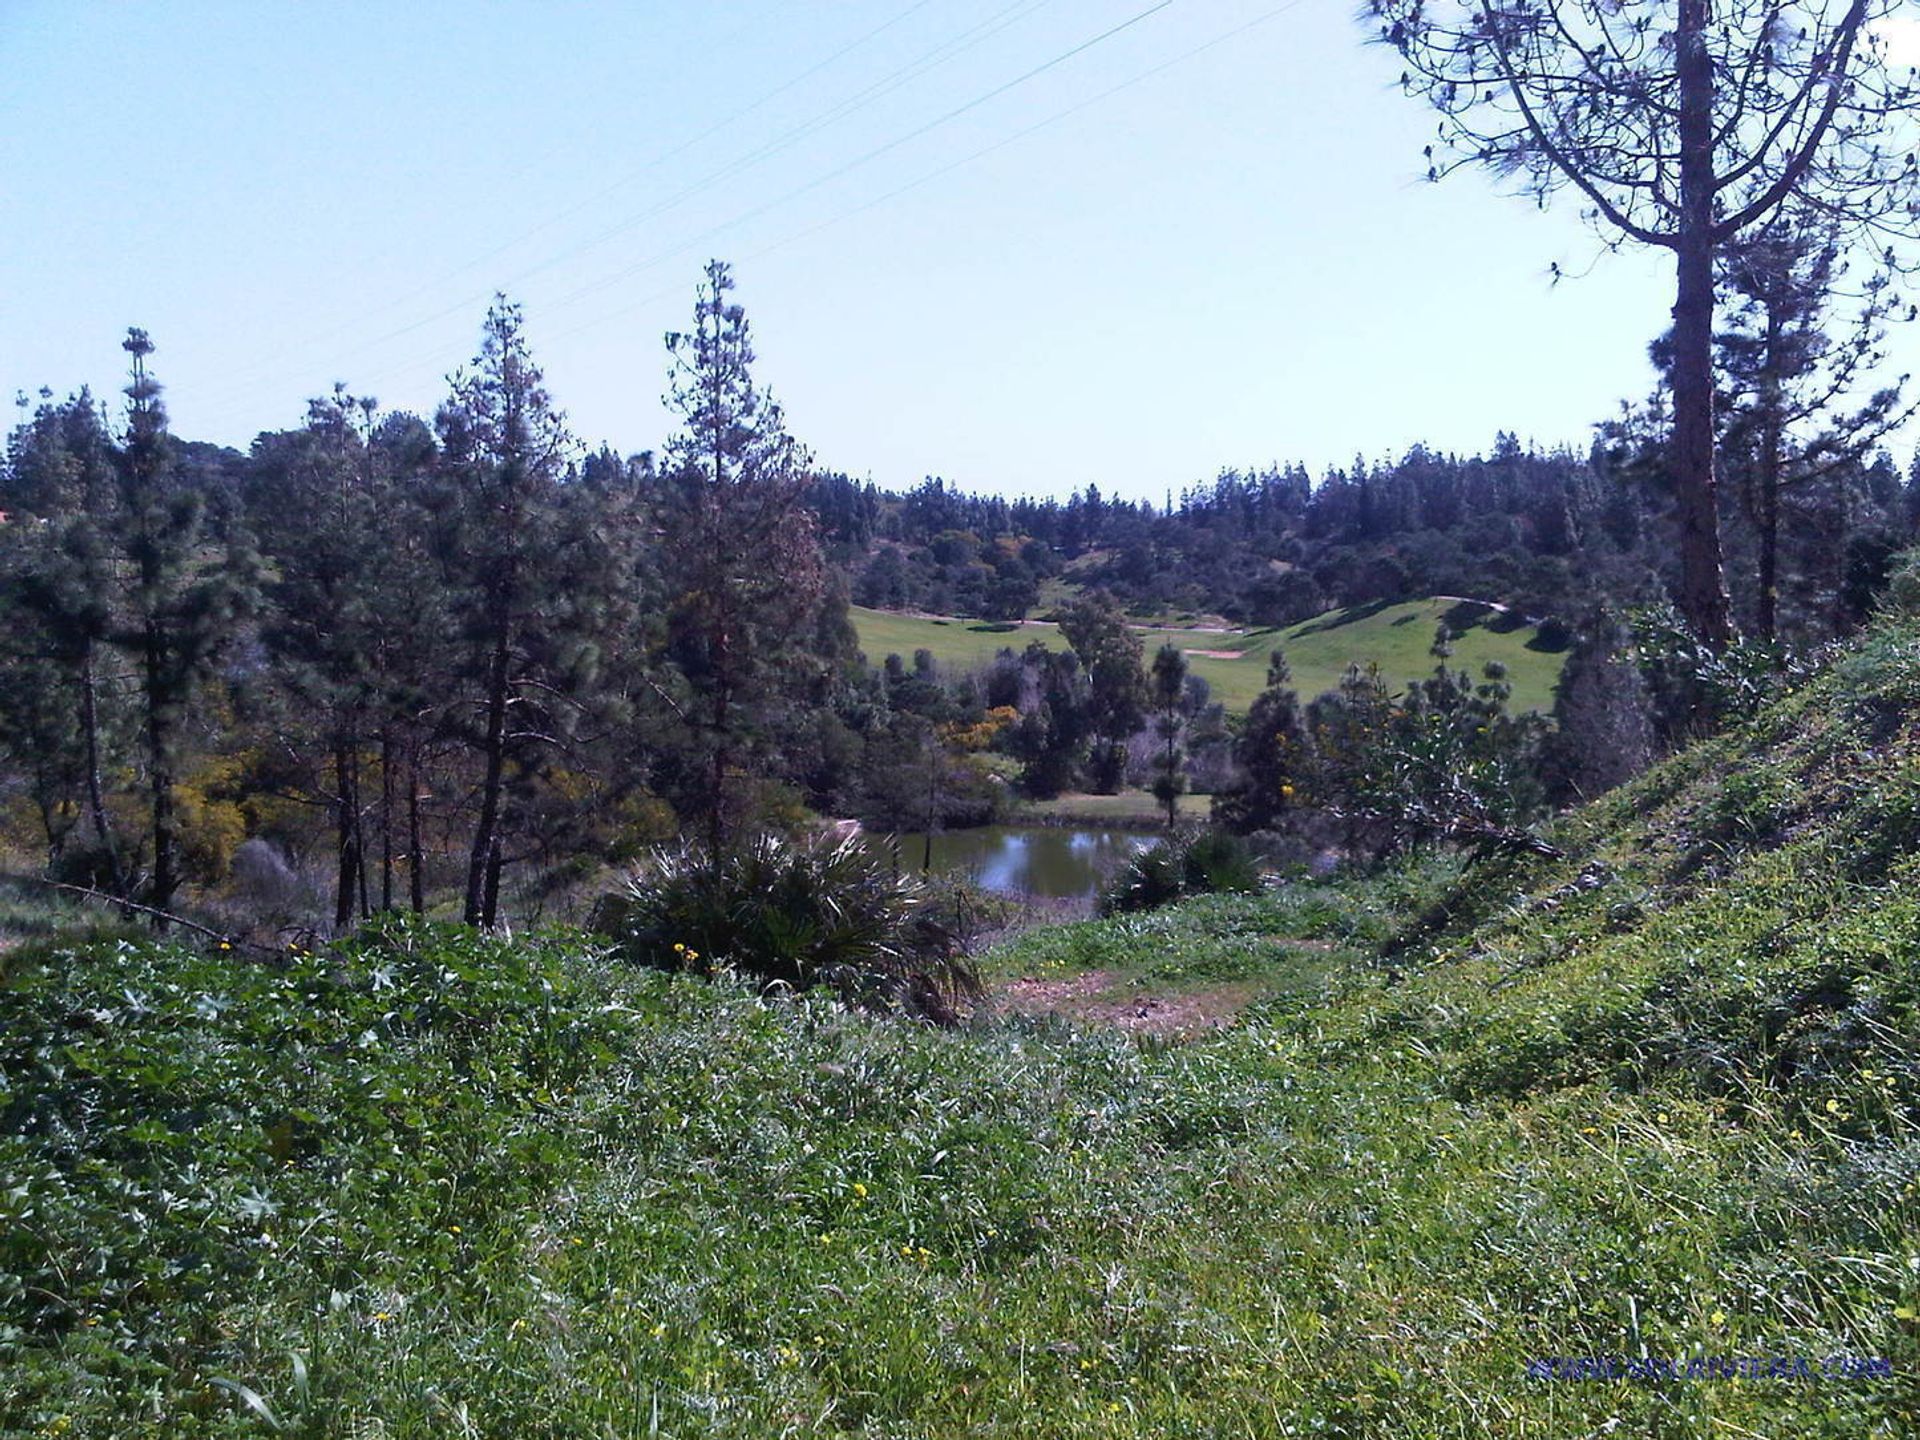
[
  {"left": 705, "top": 429, "right": 732, "bottom": 855},
  {"left": 379, "top": 726, "right": 395, "bottom": 912},
  {"left": 333, "top": 737, "right": 358, "bottom": 931},
  {"left": 1164, "top": 713, "right": 1179, "bottom": 829},
  {"left": 482, "top": 832, "right": 503, "bottom": 929},
  {"left": 79, "top": 646, "right": 124, "bottom": 891},
  {"left": 1833, "top": 469, "right": 1852, "bottom": 633},
  {"left": 708, "top": 685, "right": 729, "bottom": 855},
  {"left": 37, "top": 795, "right": 62, "bottom": 870},
  {"left": 144, "top": 617, "right": 177, "bottom": 921},
  {"left": 408, "top": 732, "right": 425, "bottom": 915},
  {"left": 352, "top": 744, "right": 371, "bottom": 921},
  {"left": 1671, "top": 0, "right": 1735, "bottom": 649},
  {"left": 464, "top": 615, "right": 510, "bottom": 926},
  {"left": 1757, "top": 308, "right": 1785, "bottom": 646}
]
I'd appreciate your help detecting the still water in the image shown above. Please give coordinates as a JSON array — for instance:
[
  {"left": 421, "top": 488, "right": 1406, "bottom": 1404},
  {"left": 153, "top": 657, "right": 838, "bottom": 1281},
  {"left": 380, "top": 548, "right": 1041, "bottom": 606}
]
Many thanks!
[{"left": 872, "top": 826, "right": 1160, "bottom": 900}]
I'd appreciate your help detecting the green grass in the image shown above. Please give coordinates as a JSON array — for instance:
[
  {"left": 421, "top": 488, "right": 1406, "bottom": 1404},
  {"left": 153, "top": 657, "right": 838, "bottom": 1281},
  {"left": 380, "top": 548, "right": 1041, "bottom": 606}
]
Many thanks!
[
  {"left": 851, "top": 597, "right": 1567, "bottom": 714},
  {"left": 1021, "top": 790, "right": 1211, "bottom": 825},
  {"left": 15, "top": 616, "right": 1920, "bottom": 1434},
  {"left": 982, "top": 880, "right": 1412, "bottom": 1016},
  {"left": 0, "top": 873, "right": 133, "bottom": 977}
]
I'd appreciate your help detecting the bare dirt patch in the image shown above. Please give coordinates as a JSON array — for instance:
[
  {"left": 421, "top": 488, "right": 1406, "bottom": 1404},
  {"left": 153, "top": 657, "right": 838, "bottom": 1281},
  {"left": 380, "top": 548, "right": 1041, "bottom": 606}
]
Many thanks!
[{"left": 994, "top": 969, "right": 1255, "bottom": 1038}]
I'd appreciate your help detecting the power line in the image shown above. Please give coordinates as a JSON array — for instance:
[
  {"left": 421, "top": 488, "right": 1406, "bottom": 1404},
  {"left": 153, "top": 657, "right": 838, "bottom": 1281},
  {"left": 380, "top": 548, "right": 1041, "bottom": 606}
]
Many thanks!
[
  {"left": 191, "top": 6, "right": 927, "bottom": 406},
  {"left": 542, "top": 0, "right": 1307, "bottom": 350},
  {"left": 500, "top": 0, "right": 1057, "bottom": 314},
  {"left": 203, "top": 0, "right": 1297, "bottom": 440},
  {"left": 536, "top": 0, "right": 1173, "bottom": 319},
  {"left": 353, "top": 0, "right": 954, "bottom": 305},
  {"left": 336, "top": 0, "right": 1178, "bottom": 405},
  {"left": 356, "top": 1, "right": 1295, "bottom": 403},
  {"left": 194, "top": 0, "right": 1057, "bottom": 425}
]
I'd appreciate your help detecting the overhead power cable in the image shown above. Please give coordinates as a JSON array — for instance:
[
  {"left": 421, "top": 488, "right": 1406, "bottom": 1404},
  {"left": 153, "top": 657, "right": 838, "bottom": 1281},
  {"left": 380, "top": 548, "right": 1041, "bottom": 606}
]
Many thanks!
[
  {"left": 359, "top": 1, "right": 1296, "bottom": 399},
  {"left": 534, "top": 0, "right": 1174, "bottom": 319},
  {"left": 193, "top": 0, "right": 1055, "bottom": 423},
  {"left": 538, "top": 0, "right": 1307, "bottom": 349},
  {"left": 211, "top": 0, "right": 1298, "bottom": 436},
  {"left": 338, "top": 0, "right": 1182, "bottom": 405}
]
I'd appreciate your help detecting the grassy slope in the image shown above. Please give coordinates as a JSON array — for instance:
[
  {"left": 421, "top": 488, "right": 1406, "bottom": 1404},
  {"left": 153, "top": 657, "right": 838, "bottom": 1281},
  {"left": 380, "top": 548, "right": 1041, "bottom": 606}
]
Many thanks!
[
  {"left": 1022, "top": 790, "right": 1210, "bottom": 825},
  {"left": 851, "top": 597, "right": 1566, "bottom": 714},
  {"left": 11, "top": 621, "right": 1920, "bottom": 1434}
]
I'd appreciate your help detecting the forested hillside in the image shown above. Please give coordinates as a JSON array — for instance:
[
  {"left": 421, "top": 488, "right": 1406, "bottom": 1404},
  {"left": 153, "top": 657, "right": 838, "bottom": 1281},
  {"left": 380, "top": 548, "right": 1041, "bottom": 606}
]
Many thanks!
[
  {"left": 849, "top": 597, "right": 1567, "bottom": 715},
  {"left": 828, "top": 435, "right": 1914, "bottom": 641}
]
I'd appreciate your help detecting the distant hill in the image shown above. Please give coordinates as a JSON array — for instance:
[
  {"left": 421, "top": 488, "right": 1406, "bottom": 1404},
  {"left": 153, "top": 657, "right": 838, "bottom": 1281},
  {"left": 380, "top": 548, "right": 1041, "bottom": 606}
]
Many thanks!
[{"left": 850, "top": 596, "right": 1569, "bottom": 714}]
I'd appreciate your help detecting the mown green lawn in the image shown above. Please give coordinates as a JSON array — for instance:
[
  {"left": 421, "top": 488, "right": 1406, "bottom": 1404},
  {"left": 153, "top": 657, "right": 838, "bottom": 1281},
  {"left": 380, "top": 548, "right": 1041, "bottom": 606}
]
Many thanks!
[
  {"left": 851, "top": 597, "right": 1567, "bottom": 714},
  {"left": 1021, "top": 790, "right": 1211, "bottom": 825}
]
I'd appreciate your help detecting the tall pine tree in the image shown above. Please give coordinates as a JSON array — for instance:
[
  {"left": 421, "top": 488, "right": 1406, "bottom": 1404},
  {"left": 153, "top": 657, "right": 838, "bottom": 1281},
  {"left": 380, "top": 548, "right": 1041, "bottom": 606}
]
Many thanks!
[{"left": 656, "top": 260, "right": 827, "bottom": 849}]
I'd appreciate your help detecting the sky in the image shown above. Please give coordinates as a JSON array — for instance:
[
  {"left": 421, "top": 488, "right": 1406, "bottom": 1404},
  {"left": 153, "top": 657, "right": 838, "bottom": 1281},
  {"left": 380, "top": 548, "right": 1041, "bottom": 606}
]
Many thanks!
[{"left": 4, "top": 1, "right": 1919, "bottom": 501}]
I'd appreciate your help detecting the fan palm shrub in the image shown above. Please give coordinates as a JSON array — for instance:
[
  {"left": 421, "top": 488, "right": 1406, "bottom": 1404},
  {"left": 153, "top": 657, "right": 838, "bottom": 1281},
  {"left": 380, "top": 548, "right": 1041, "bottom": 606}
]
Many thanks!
[
  {"left": 591, "top": 832, "right": 982, "bottom": 1022},
  {"left": 1099, "top": 828, "right": 1262, "bottom": 916}
]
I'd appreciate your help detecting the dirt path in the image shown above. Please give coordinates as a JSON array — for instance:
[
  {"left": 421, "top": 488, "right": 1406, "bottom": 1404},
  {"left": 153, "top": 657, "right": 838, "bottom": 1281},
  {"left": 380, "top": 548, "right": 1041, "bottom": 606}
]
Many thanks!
[{"left": 994, "top": 968, "right": 1255, "bottom": 1038}]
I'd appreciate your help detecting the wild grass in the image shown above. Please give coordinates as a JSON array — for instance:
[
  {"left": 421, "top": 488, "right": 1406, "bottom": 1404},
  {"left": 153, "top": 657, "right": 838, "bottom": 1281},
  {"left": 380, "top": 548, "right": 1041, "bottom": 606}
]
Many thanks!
[
  {"left": 6, "top": 907, "right": 1914, "bottom": 1435},
  {"left": 13, "top": 618, "right": 1920, "bottom": 1434}
]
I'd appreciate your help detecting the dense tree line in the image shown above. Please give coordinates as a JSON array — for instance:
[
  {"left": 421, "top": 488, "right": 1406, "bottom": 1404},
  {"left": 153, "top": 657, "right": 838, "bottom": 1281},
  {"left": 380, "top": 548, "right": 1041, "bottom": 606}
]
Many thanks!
[
  {"left": 845, "top": 428, "right": 1914, "bottom": 647},
  {"left": 0, "top": 265, "right": 868, "bottom": 924},
  {"left": 6, "top": 235, "right": 1919, "bottom": 922},
  {"left": 1, "top": 265, "right": 1263, "bottom": 922}
]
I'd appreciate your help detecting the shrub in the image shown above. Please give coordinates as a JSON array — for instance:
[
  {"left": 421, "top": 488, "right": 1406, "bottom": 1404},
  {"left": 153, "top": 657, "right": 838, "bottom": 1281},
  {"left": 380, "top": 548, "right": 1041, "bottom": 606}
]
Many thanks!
[
  {"left": 591, "top": 832, "right": 982, "bottom": 1022},
  {"left": 1880, "top": 546, "right": 1920, "bottom": 618},
  {"left": 1629, "top": 602, "right": 1812, "bottom": 742},
  {"left": 1099, "top": 828, "right": 1262, "bottom": 916}
]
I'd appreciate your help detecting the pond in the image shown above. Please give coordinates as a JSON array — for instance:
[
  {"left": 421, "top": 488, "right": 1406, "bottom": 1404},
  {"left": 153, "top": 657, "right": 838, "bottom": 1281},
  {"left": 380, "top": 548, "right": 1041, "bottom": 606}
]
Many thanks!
[{"left": 871, "top": 826, "right": 1162, "bottom": 901}]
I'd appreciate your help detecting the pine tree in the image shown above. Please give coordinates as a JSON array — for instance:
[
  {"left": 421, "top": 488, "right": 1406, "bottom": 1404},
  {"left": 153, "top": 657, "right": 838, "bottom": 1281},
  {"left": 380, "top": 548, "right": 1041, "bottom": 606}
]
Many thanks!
[
  {"left": 1008, "top": 642, "right": 1090, "bottom": 800},
  {"left": 111, "top": 330, "right": 255, "bottom": 917},
  {"left": 1372, "top": 0, "right": 1920, "bottom": 647},
  {"left": 1545, "top": 610, "right": 1656, "bottom": 803},
  {"left": 251, "top": 386, "right": 416, "bottom": 928},
  {"left": 1057, "top": 591, "right": 1145, "bottom": 795},
  {"left": 1149, "top": 641, "right": 1188, "bottom": 827},
  {"left": 656, "top": 260, "right": 827, "bottom": 849},
  {"left": 1216, "top": 650, "right": 1309, "bottom": 836},
  {"left": 1713, "top": 217, "right": 1914, "bottom": 645},
  {"left": 435, "top": 298, "right": 576, "bottom": 926},
  {"left": 1, "top": 393, "right": 128, "bottom": 883}
]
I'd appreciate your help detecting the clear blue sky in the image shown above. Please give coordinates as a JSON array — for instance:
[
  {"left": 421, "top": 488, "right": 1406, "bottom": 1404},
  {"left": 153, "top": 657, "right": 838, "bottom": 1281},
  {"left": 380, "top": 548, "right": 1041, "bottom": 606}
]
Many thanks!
[{"left": 5, "top": 1, "right": 1917, "bottom": 500}]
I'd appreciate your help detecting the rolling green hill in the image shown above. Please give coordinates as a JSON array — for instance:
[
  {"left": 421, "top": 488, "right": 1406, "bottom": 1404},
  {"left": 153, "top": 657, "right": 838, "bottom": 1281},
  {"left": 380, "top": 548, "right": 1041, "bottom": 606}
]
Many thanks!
[{"left": 851, "top": 597, "right": 1568, "bottom": 714}]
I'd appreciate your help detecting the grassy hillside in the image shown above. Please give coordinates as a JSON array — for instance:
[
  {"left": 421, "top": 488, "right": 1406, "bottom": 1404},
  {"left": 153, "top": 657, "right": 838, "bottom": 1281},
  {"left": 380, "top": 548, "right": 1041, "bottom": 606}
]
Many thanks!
[
  {"left": 851, "top": 597, "right": 1567, "bottom": 714},
  {"left": 11, "top": 616, "right": 1920, "bottom": 1434}
]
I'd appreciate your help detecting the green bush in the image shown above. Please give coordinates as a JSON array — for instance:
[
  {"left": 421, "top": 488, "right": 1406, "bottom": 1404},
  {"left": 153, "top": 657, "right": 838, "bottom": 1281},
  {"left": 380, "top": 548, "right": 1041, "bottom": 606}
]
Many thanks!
[
  {"left": 591, "top": 832, "right": 982, "bottom": 1022},
  {"left": 1099, "top": 828, "right": 1262, "bottom": 916},
  {"left": 1877, "top": 545, "right": 1920, "bottom": 619}
]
